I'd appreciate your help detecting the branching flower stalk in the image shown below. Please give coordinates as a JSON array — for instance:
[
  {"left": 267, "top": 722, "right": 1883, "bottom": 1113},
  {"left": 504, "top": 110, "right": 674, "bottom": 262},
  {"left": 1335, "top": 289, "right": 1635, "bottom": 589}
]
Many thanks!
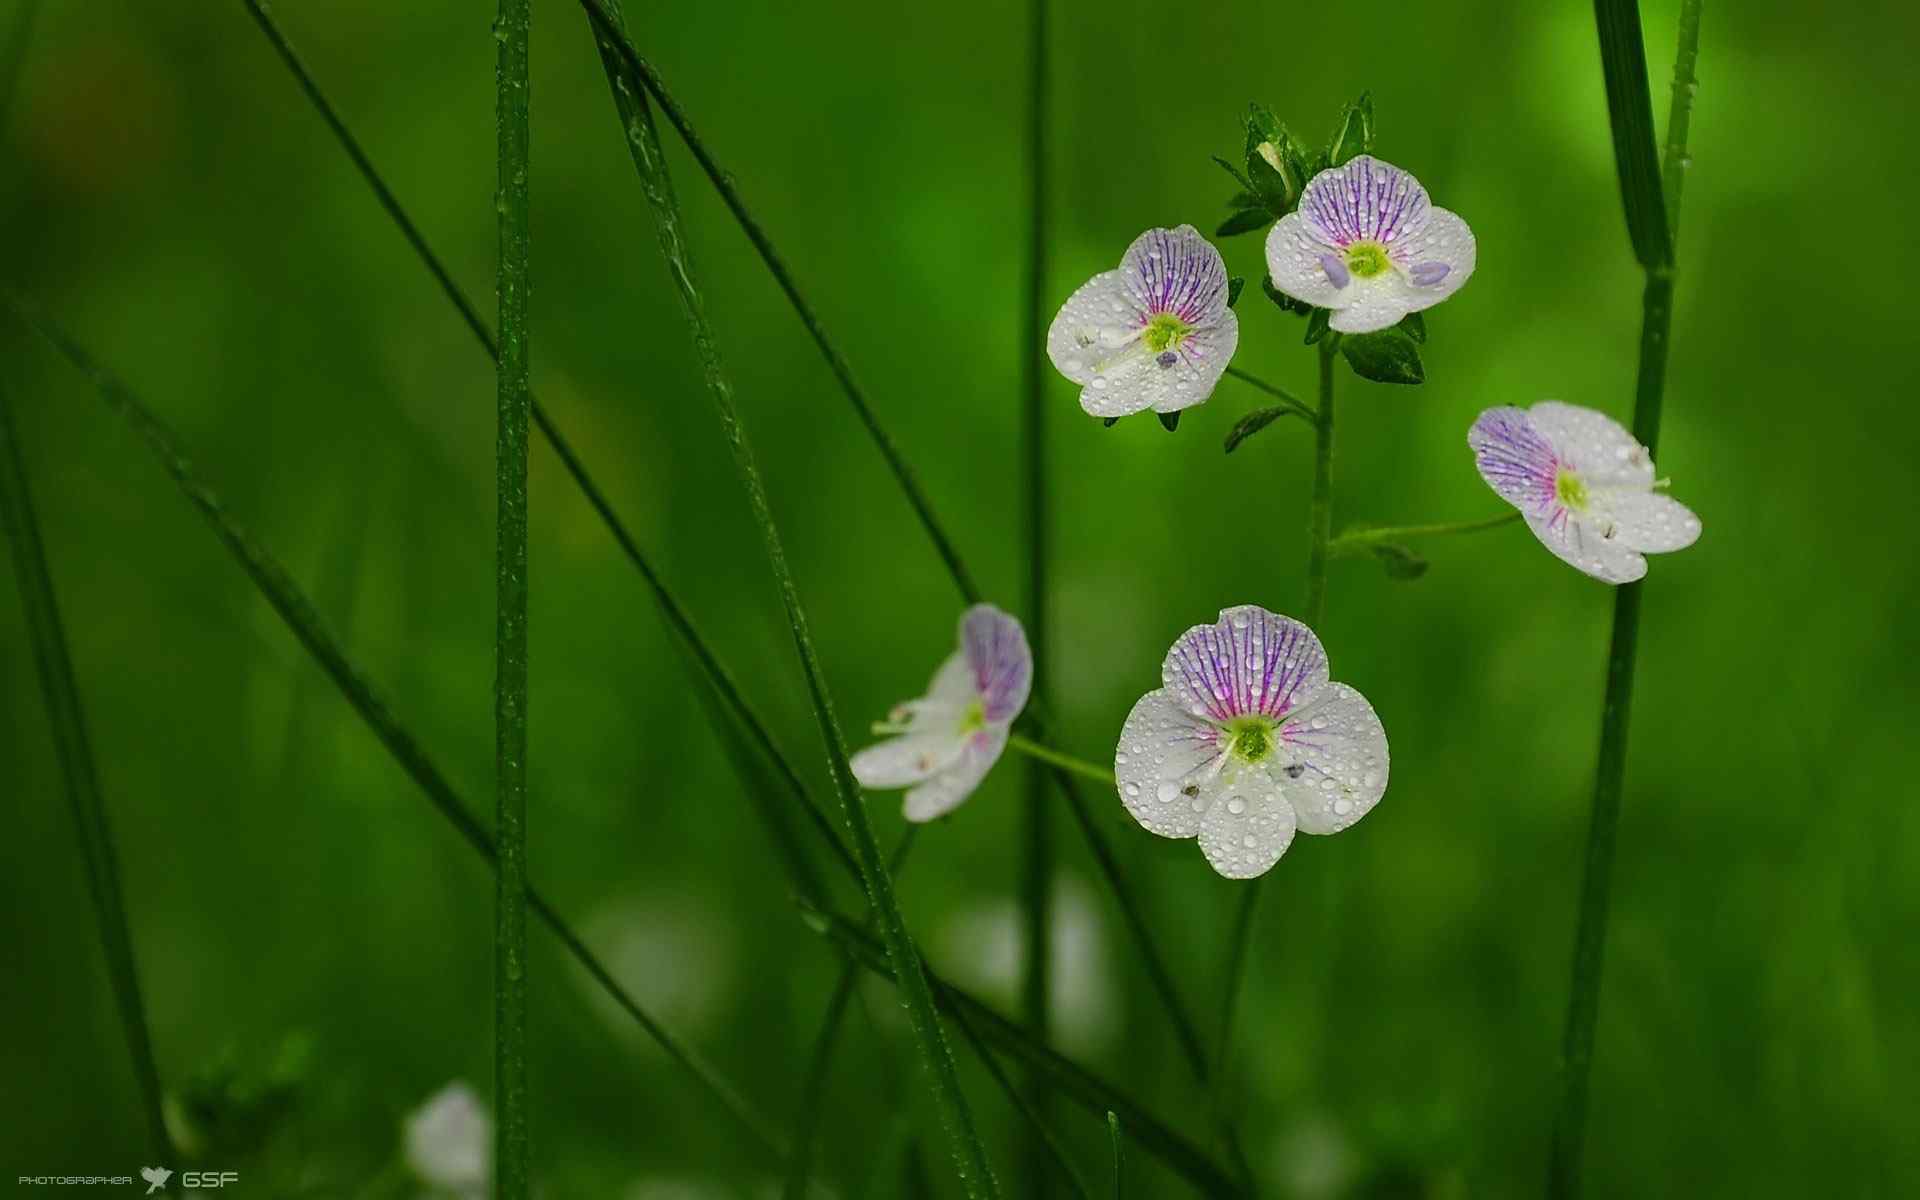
[
  {"left": 595, "top": 13, "right": 998, "bottom": 1194},
  {"left": 1548, "top": 1, "right": 1703, "bottom": 1194}
]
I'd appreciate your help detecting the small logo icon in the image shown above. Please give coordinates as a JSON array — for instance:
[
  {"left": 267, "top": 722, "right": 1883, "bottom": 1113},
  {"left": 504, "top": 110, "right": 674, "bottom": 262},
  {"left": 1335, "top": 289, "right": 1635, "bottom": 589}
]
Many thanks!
[{"left": 141, "top": 1166, "right": 172, "bottom": 1194}]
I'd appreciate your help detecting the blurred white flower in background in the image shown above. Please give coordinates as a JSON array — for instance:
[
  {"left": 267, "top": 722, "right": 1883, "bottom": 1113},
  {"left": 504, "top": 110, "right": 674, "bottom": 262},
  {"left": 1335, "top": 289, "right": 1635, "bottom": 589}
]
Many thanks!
[
  {"left": 576, "top": 897, "right": 739, "bottom": 1050},
  {"left": 1267, "top": 1112, "right": 1357, "bottom": 1200},
  {"left": 934, "top": 875, "right": 1119, "bottom": 1057},
  {"left": 404, "top": 1081, "right": 490, "bottom": 1197}
]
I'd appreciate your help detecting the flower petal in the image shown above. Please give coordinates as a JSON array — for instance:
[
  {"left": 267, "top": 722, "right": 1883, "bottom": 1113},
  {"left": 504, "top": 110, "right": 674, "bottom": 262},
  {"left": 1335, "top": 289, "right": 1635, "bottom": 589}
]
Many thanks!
[
  {"left": 1528, "top": 401, "right": 1654, "bottom": 488},
  {"left": 1278, "top": 684, "right": 1389, "bottom": 835},
  {"left": 904, "top": 727, "right": 1007, "bottom": 822},
  {"left": 960, "top": 604, "right": 1032, "bottom": 723},
  {"left": 1072, "top": 315, "right": 1237, "bottom": 416},
  {"left": 1160, "top": 605, "right": 1328, "bottom": 724},
  {"left": 1114, "top": 689, "right": 1220, "bottom": 840},
  {"left": 1387, "top": 207, "right": 1475, "bottom": 312},
  {"left": 1265, "top": 212, "right": 1348, "bottom": 309},
  {"left": 1297, "top": 156, "right": 1433, "bottom": 248},
  {"left": 1119, "top": 224, "right": 1233, "bottom": 328},
  {"left": 851, "top": 730, "right": 968, "bottom": 789},
  {"left": 1524, "top": 508, "right": 1648, "bottom": 584},
  {"left": 1589, "top": 489, "right": 1701, "bottom": 553},
  {"left": 1325, "top": 274, "right": 1423, "bottom": 334},
  {"left": 1197, "top": 786, "right": 1297, "bottom": 879},
  {"left": 1469, "top": 406, "right": 1559, "bottom": 512},
  {"left": 1047, "top": 268, "right": 1146, "bottom": 389}
]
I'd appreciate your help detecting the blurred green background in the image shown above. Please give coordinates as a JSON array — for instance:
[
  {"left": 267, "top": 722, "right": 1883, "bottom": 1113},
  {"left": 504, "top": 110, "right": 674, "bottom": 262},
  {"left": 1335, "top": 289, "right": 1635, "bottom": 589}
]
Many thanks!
[{"left": 4, "top": 0, "right": 1916, "bottom": 1195}]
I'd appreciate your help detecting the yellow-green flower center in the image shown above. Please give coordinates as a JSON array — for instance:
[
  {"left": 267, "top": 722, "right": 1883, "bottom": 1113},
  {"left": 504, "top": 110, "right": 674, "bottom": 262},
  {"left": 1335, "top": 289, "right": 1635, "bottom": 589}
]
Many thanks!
[
  {"left": 1555, "top": 469, "right": 1590, "bottom": 511},
  {"left": 1143, "top": 312, "right": 1194, "bottom": 354},
  {"left": 957, "top": 699, "right": 987, "bottom": 736},
  {"left": 1225, "top": 717, "right": 1277, "bottom": 764},
  {"left": 1345, "top": 241, "right": 1391, "bottom": 279}
]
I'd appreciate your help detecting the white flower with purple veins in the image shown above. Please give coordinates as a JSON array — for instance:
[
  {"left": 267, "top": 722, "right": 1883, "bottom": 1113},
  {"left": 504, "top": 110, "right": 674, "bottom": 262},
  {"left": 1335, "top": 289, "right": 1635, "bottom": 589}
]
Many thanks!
[
  {"left": 404, "top": 1082, "right": 490, "bottom": 1196},
  {"left": 1469, "top": 401, "right": 1701, "bottom": 584},
  {"left": 1047, "top": 225, "right": 1240, "bottom": 419},
  {"left": 1265, "top": 155, "right": 1476, "bottom": 333},
  {"left": 1115, "top": 606, "right": 1388, "bottom": 880},
  {"left": 851, "top": 604, "right": 1032, "bottom": 822}
]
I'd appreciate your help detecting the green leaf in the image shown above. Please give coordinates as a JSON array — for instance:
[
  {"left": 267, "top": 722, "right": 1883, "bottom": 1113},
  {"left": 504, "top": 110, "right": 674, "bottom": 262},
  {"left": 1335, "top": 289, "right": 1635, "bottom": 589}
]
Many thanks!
[
  {"left": 1340, "top": 328, "right": 1425, "bottom": 385},
  {"left": 1225, "top": 189, "right": 1262, "bottom": 210},
  {"left": 1261, "top": 276, "right": 1311, "bottom": 316},
  {"left": 1304, "top": 307, "right": 1331, "bottom": 345},
  {"left": 1326, "top": 91, "right": 1375, "bottom": 167},
  {"left": 1156, "top": 410, "right": 1181, "bottom": 432},
  {"left": 1370, "top": 543, "right": 1429, "bottom": 580},
  {"left": 1102, "top": 416, "right": 1120, "bottom": 428},
  {"left": 1223, "top": 405, "right": 1306, "bottom": 453},
  {"left": 1214, "top": 208, "right": 1270, "bottom": 237},
  {"left": 1397, "top": 310, "right": 1427, "bottom": 343},
  {"left": 1226, "top": 276, "right": 1245, "bottom": 309},
  {"left": 1242, "top": 109, "right": 1307, "bottom": 209},
  {"left": 1211, "top": 153, "right": 1255, "bottom": 192}
]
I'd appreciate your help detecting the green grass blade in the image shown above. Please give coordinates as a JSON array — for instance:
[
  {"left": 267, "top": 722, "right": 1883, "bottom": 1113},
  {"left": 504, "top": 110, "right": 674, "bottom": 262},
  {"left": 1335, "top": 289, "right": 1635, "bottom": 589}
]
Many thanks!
[
  {"left": 782, "top": 961, "right": 859, "bottom": 1200},
  {"left": 492, "top": 0, "right": 532, "bottom": 1188},
  {"left": 815, "top": 908, "right": 1241, "bottom": 1198},
  {"left": 589, "top": 14, "right": 998, "bottom": 1195},
  {"left": 950, "top": 1004, "right": 1093, "bottom": 1200},
  {"left": 4, "top": 295, "right": 789, "bottom": 1166},
  {"left": 1548, "top": 4, "right": 1703, "bottom": 1196},
  {"left": 0, "top": 384, "right": 175, "bottom": 1162},
  {"left": 1019, "top": 0, "right": 1055, "bottom": 1192},
  {"left": 573, "top": 0, "right": 980, "bottom": 605},
  {"left": 1592, "top": 0, "right": 1674, "bottom": 269},
  {"left": 237, "top": 0, "right": 858, "bottom": 888},
  {"left": 1107, "top": 1112, "right": 1123, "bottom": 1200}
]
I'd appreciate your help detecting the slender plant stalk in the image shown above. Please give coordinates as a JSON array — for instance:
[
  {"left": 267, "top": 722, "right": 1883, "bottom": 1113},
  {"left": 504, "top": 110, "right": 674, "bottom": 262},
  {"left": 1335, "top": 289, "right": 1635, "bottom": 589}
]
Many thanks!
[
  {"left": 781, "top": 963, "right": 859, "bottom": 1200},
  {"left": 573, "top": 11, "right": 1216, "bottom": 1113},
  {"left": 1019, "top": 1, "right": 1054, "bottom": 1190},
  {"left": 951, "top": 1004, "right": 1093, "bottom": 1200},
  {"left": 1108, "top": 1112, "right": 1124, "bottom": 1200},
  {"left": 491, "top": 0, "right": 532, "bottom": 1189},
  {"left": 1328, "top": 511, "right": 1520, "bottom": 555},
  {"left": 599, "top": 34, "right": 997, "bottom": 1197},
  {"left": 1547, "top": 3, "right": 1701, "bottom": 1196},
  {"left": 3, "top": 296, "right": 790, "bottom": 1164},
  {"left": 815, "top": 907, "right": 1241, "bottom": 1198},
  {"left": 0, "top": 386, "right": 175, "bottom": 1162},
  {"left": 1207, "top": 337, "right": 1340, "bottom": 1188},
  {"left": 1006, "top": 733, "right": 1114, "bottom": 785},
  {"left": 238, "top": 0, "right": 858, "bottom": 888},
  {"left": 1224, "top": 366, "right": 1316, "bottom": 422}
]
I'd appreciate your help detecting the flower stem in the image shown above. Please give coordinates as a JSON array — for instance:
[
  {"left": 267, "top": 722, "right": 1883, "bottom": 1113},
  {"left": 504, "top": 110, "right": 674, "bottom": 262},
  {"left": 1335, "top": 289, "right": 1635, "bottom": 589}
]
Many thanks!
[
  {"left": 604, "top": 32, "right": 998, "bottom": 1196},
  {"left": 1225, "top": 365, "right": 1317, "bottom": 423},
  {"left": 1548, "top": 2, "right": 1701, "bottom": 1196},
  {"left": 1305, "top": 342, "right": 1337, "bottom": 629},
  {"left": 1328, "top": 511, "right": 1521, "bottom": 555},
  {"left": 1006, "top": 733, "right": 1116, "bottom": 786},
  {"left": 0, "top": 384, "right": 175, "bottom": 1163},
  {"left": 491, "top": 0, "right": 532, "bottom": 1189},
  {"left": 1019, "top": 0, "right": 1054, "bottom": 1193}
]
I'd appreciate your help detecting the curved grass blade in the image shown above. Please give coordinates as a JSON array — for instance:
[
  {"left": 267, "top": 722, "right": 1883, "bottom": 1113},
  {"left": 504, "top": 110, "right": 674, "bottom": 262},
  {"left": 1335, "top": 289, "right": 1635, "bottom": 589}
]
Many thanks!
[
  {"left": 0, "top": 383, "right": 175, "bottom": 1162},
  {"left": 3, "top": 295, "right": 789, "bottom": 1166},
  {"left": 1548, "top": 3, "right": 1703, "bottom": 1196},
  {"left": 950, "top": 1005, "right": 1093, "bottom": 1200},
  {"left": 574, "top": 0, "right": 979, "bottom": 605},
  {"left": 592, "top": 16, "right": 998, "bottom": 1195},
  {"left": 236, "top": 0, "right": 857, "bottom": 888},
  {"left": 813, "top": 907, "right": 1241, "bottom": 1198}
]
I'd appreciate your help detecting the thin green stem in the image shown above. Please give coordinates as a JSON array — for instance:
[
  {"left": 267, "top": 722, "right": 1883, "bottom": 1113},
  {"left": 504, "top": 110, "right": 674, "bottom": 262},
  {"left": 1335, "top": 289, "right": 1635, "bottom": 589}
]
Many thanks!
[
  {"left": 575, "top": 0, "right": 979, "bottom": 605},
  {"left": 950, "top": 1005, "right": 1093, "bottom": 1200},
  {"left": 1328, "top": 511, "right": 1521, "bottom": 556},
  {"left": 1304, "top": 343, "right": 1337, "bottom": 629},
  {"left": 239, "top": 0, "right": 858, "bottom": 887},
  {"left": 602, "top": 38, "right": 997, "bottom": 1198},
  {"left": 5, "top": 296, "right": 789, "bottom": 1165},
  {"left": 491, "top": 0, "right": 532, "bottom": 1190},
  {"left": 1548, "top": 4, "right": 1701, "bottom": 1196},
  {"left": 1224, "top": 365, "right": 1317, "bottom": 423},
  {"left": 815, "top": 908, "right": 1242, "bottom": 1198},
  {"left": 1006, "top": 733, "right": 1115, "bottom": 786},
  {"left": 1020, "top": 0, "right": 1054, "bottom": 1191},
  {"left": 1108, "top": 1112, "right": 1124, "bottom": 1200},
  {"left": 0, "top": 384, "right": 174, "bottom": 1162}
]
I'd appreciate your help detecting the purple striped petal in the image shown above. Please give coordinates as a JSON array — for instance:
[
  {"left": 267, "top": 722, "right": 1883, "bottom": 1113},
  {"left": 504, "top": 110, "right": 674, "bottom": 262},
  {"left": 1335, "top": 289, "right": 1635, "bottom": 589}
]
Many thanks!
[
  {"left": 1469, "top": 407, "right": 1560, "bottom": 511},
  {"left": 1120, "top": 225, "right": 1231, "bottom": 325},
  {"left": 1159, "top": 605, "right": 1328, "bottom": 724},
  {"left": 1298, "top": 155, "right": 1431, "bottom": 249},
  {"left": 1527, "top": 401, "right": 1654, "bottom": 487},
  {"left": 960, "top": 604, "right": 1032, "bottom": 723}
]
